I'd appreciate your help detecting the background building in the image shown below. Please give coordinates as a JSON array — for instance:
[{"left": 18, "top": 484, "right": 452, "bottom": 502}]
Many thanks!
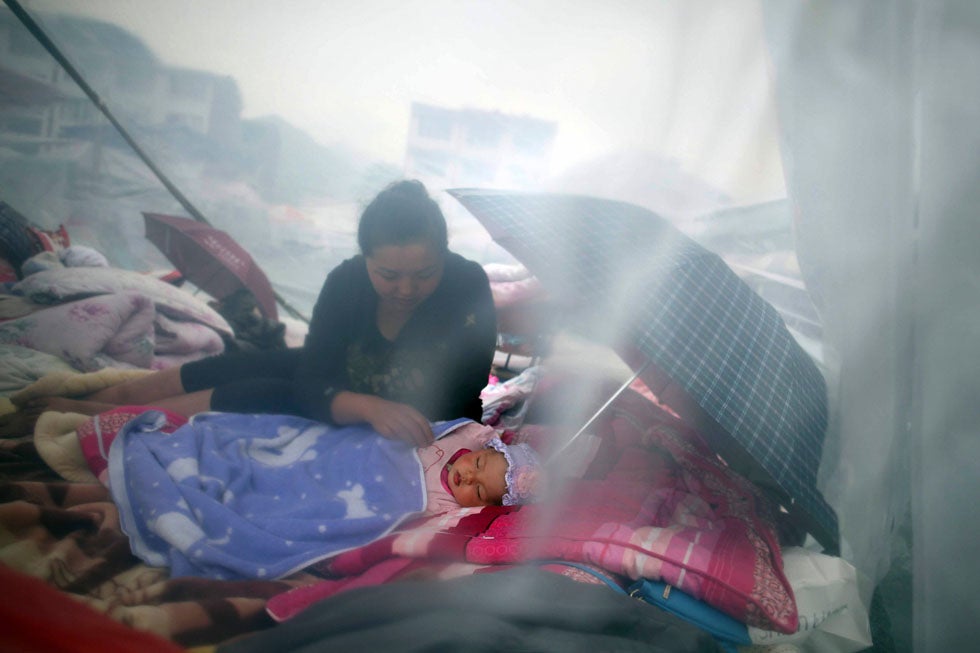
[
  {"left": 404, "top": 102, "right": 556, "bottom": 192},
  {"left": 0, "top": 10, "right": 241, "bottom": 155}
]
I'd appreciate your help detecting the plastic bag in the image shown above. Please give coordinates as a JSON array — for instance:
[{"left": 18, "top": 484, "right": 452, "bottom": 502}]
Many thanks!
[{"left": 744, "top": 547, "right": 873, "bottom": 652}]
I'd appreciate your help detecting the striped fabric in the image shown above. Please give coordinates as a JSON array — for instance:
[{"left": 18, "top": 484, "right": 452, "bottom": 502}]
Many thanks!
[{"left": 448, "top": 189, "right": 837, "bottom": 547}]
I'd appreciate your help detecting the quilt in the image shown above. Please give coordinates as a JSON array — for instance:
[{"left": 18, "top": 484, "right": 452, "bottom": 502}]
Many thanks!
[
  {"left": 11, "top": 266, "right": 232, "bottom": 337},
  {"left": 0, "top": 291, "right": 225, "bottom": 372},
  {"left": 0, "top": 380, "right": 804, "bottom": 648},
  {"left": 0, "top": 344, "right": 75, "bottom": 397},
  {"left": 0, "top": 476, "right": 310, "bottom": 647}
]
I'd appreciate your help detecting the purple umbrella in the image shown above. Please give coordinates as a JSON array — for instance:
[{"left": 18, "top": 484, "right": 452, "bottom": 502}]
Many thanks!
[{"left": 449, "top": 188, "right": 837, "bottom": 552}]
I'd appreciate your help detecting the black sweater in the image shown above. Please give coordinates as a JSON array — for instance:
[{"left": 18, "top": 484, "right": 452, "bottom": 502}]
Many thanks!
[{"left": 293, "top": 252, "right": 497, "bottom": 424}]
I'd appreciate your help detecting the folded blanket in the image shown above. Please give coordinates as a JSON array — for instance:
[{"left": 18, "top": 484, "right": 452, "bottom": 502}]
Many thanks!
[
  {"left": 12, "top": 266, "right": 232, "bottom": 336},
  {"left": 0, "top": 292, "right": 157, "bottom": 371},
  {"left": 6, "top": 266, "right": 232, "bottom": 374}
]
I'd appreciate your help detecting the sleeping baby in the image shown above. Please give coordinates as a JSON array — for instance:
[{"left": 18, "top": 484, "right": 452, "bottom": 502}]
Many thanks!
[
  {"left": 77, "top": 409, "right": 541, "bottom": 580},
  {"left": 418, "top": 419, "right": 541, "bottom": 514}
]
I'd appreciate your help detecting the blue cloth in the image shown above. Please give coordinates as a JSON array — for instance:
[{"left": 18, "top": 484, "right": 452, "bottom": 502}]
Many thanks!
[
  {"left": 109, "top": 411, "right": 470, "bottom": 580},
  {"left": 627, "top": 579, "right": 751, "bottom": 652}
]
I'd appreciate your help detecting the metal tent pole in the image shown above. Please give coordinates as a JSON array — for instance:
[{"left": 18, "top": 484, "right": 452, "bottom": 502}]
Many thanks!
[{"left": 547, "top": 359, "right": 651, "bottom": 464}]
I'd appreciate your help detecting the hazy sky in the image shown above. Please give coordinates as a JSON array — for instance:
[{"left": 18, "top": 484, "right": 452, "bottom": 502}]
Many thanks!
[{"left": 32, "top": 0, "right": 784, "bottom": 203}]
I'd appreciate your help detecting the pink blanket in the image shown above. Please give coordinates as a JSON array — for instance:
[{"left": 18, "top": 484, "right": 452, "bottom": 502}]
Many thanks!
[
  {"left": 269, "top": 389, "right": 798, "bottom": 634},
  {"left": 0, "top": 291, "right": 225, "bottom": 372},
  {"left": 0, "top": 292, "right": 156, "bottom": 370}
]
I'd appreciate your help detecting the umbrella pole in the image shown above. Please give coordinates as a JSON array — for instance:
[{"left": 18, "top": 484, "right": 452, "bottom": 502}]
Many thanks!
[{"left": 547, "top": 359, "right": 652, "bottom": 465}]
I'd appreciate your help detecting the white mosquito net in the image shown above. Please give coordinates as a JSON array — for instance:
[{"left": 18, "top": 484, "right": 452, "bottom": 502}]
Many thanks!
[{"left": 1, "top": 1, "right": 976, "bottom": 650}]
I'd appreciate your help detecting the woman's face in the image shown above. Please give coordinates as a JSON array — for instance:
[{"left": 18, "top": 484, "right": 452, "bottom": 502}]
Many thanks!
[
  {"left": 365, "top": 241, "right": 444, "bottom": 314},
  {"left": 446, "top": 448, "right": 508, "bottom": 507}
]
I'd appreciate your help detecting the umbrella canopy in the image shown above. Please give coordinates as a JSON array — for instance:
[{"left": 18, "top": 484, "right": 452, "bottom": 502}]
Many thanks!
[
  {"left": 449, "top": 188, "right": 837, "bottom": 551},
  {"left": 143, "top": 212, "right": 278, "bottom": 321}
]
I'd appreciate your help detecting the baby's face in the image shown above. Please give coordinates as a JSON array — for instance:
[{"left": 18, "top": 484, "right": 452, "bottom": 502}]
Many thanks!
[{"left": 446, "top": 449, "right": 507, "bottom": 507}]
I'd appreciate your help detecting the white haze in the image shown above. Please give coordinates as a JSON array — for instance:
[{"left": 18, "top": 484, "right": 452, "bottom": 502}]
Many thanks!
[
  {"left": 36, "top": 0, "right": 786, "bottom": 203},
  {"left": 9, "top": 1, "right": 979, "bottom": 650}
]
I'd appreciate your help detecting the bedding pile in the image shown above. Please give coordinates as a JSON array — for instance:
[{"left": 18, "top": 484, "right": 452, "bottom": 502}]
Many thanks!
[
  {"left": 270, "top": 383, "right": 798, "bottom": 634},
  {"left": 0, "top": 266, "right": 231, "bottom": 384},
  {"left": 0, "top": 367, "right": 870, "bottom": 651}
]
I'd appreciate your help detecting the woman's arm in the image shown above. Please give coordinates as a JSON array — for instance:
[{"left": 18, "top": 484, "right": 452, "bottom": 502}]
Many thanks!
[
  {"left": 292, "top": 260, "right": 360, "bottom": 423},
  {"left": 453, "top": 262, "right": 498, "bottom": 417},
  {"left": 427, "top": 257, "right": 498, "bottom": 421}
]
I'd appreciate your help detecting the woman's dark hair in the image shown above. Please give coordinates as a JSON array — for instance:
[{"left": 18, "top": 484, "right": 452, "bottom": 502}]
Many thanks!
[{"left": 357, "top": 180, "right": 449, "bottom": 256}]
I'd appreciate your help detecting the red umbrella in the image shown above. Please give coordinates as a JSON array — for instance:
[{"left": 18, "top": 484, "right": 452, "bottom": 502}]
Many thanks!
[{"left": 143, "top": 212, "right": 278, "bottom": 321}]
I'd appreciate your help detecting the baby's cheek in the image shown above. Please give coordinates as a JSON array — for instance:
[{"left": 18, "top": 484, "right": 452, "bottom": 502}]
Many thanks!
[{"left": 454, "top": 488, "right": 480, "bottom": 507}]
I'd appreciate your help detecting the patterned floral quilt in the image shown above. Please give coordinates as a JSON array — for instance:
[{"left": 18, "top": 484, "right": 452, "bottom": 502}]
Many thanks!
[{"left": 0, "top": 264, "right": 234, "bottom": 380}]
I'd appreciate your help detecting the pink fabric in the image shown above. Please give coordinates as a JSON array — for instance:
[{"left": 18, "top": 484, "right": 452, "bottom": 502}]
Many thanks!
[
  {"left": 0, "top": 290, "right": 226, "bottom": 372},
  {"left": 77, "top": 406, "right": 188, "bottom": 485},
  {"left": 0, "top": 293, "right": 157, "bottom": 371},
  {"left": 268, "top": 390, "right": 798, "bottom": 633}
]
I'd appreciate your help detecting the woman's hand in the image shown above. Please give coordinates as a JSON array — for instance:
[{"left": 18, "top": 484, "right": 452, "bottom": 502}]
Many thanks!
[
  {"left": 330, "top": 392, "right": 434, "bottom": 446},
  {"left": 365, "top": 398, "right": 435, "bottom": 446}
]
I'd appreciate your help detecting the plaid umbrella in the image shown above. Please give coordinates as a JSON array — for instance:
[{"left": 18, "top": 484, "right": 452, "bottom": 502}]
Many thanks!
[
  {"left": 144, "top": 212, "right": 278, "bottom": 321},
  {"left": 448, "top": 189, "right": 837, "bottom": 551}
]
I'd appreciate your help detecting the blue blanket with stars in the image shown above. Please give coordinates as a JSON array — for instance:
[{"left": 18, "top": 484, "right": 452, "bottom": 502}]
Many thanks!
[{"left": 108, "top": 410, "right": 470, "bottom": 580}]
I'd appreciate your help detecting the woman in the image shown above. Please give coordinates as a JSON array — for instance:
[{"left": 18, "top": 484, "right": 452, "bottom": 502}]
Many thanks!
[{"left": 32, "top": 180, "right": 497, "bottom": 447}]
